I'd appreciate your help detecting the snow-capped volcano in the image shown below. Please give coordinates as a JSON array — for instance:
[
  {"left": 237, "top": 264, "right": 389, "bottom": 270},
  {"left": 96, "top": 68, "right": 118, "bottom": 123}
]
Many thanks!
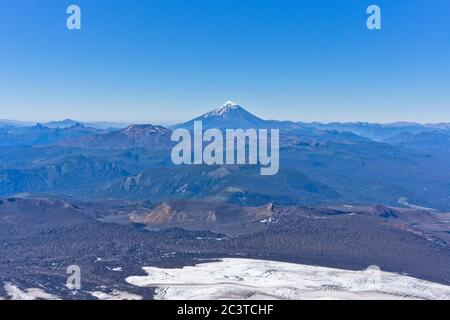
[
  {"left": 177, "top": 101, "right": 268, "bottom": 129},
  {"left": 205, "top": 101, "right": 242, "bottom": 118}
]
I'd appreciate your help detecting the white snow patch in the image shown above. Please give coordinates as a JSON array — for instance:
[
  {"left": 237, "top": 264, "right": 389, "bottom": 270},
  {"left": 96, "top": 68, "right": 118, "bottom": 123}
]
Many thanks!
[
  {"left": 398, "top": 197, "right": 437, "bottom": 211},
  {"left": 107, "top": 266, "right": 123, "bottom": 272},
  {"left": 4, "top": 282, "right": 60, "bottom": 300},
  {"left": 204, "top": 101, "right": 241, "bottom": 118},
  {"left": 207, "top": 167, "right": 231, "bottom": 179},
  {"left": 226, "top": 186, "right": 244, "bottom": 193},
  {"left": 222, "top": 101, "right": 238, "bottom": 107},
  {"left": 90, "top": 289, "right": 142, "bottom": 300},
  {"left": 196, "top": 237, "right": 225, "bottom": 241},
  {"left": 260, "top": 217, "right": 277, "bottom": 224},
  {"left": 125, "top": 258, "right": 450, "bottom": 300}
]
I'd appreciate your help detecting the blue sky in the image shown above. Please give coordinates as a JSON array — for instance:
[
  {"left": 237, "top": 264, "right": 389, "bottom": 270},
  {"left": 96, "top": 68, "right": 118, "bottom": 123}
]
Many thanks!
[{"left": 0, "top": 0, "right": 449, "bottom": 123}]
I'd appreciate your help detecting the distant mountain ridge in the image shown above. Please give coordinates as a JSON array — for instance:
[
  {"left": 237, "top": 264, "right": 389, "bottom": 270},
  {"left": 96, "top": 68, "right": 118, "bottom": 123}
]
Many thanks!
[
  {"left": 44, "top": 119, "right": 129, "bottom": 129},
  {"left": 60, "top": 124, "right": 172, "bottom": 150},
  {"left": 0, "top": 119, "right": 35, "bottom": 127},
  {"left": 0, "top": 118, "right": 129, "bottom": 129},
  {"left": 3, "top": 101, "right": 450, "bottom": 134},
  {"left": 0, "top": 123, "right": 105, "bottom": 147},
  {"left": 305, "top": 121, "right": 450, "bottom": 141},
  {"left": 384, "top": 130, "right": 450, "bottom": 153},
  {"left": 2, "top": 101, "right": 450, "bottom": 210},
  {"left": 175, "top": 102, "right": 450, "bottom": 144}
]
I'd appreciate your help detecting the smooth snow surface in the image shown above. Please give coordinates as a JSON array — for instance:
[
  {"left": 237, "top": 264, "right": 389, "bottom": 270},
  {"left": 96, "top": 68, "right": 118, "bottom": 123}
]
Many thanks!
[
  {"left": 125, "top": 258, "right": 450, "bottom": 300},
  {"left": 3, "top": 282, "right": 60, "bottom": 300},
  {"left": 90, "top": 289, "right": 142, "bottom": 300}
]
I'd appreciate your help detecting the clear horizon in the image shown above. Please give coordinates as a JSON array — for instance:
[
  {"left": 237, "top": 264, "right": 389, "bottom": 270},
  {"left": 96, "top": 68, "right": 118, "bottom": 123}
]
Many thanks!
[
  {"left": 1, "top": 0, "right": 450, "bottom": 123},
  {"left": 3, "top": 100, "right": 450, "bottom": 126}
]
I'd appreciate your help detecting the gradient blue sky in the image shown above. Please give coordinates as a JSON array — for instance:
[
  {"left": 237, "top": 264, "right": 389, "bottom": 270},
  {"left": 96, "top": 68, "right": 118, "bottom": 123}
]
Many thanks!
[{"left": 1, "top": 0, "right": 449, "bottom": 124}]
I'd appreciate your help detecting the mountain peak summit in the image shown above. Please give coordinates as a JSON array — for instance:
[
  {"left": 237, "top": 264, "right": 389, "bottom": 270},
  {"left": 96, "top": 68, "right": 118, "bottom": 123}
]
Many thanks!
[
  {"left": 207, "top": 101, "right": 244, "bottom": 118},
  {"left": 222, "top": 101, "right": 239, "bottom": 108},
  {"left": 178, "top": 101, "right": 267, "bottom": 129},
  {"left": 121, "top": 124, "right": 170, "bottom": 135}
]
